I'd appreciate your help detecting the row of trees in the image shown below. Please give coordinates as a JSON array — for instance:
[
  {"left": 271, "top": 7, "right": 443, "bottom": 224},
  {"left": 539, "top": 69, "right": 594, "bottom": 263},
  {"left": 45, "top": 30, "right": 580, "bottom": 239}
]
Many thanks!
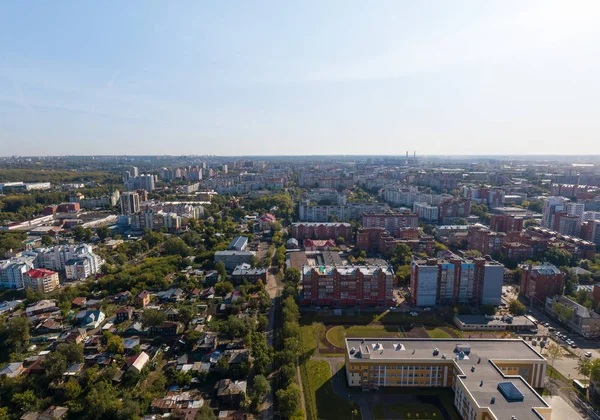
[{"left": 275, "top": 288, "right": 304, "bottom": 420}]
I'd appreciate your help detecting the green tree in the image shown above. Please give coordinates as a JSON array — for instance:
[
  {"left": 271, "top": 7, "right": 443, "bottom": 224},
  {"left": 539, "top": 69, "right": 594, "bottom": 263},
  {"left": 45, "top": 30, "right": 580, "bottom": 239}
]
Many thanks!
[
  {"left": 545, "top": 343, "right": 563, "bottom": 373},
  {"left": 283, "top": 267, "right": 301, "bottom": 285},
  {"left": 73, "top": 225, "right": 93, "bottom": 242},
  {"left": 577, "top": 357, "right": 592, "bottom": 381},
  {"left": 163, "top": 237, "right": 191, "bottom": 257},
  {"left": 389, "top": 244, "right": 412, "bottom": 267},
  {"left": 508, "top": 300, "right": 526, "bottom": 316},
  {"left": 44, "top": 351, "right": 67, "bottom": 380},
  {"left": 215, "top": 261, "right": 227, "bottom": 280},
  {"left": 141, "top": 308, "right": 167, "bottom": 328},
  {"left": 85, "top": 381, "right": 120, "bottom": 419},
  {"left": 195, "top": 405, "right": 217, "bottom": 420},
  {"left": 63, "top": 378, "right": 82, "bottom": 400},
  {"left": 2, "top": 317, "right": 30, "bottom": 353},
  {"left": 96, "top": 226, "right": 111, "bottom": 240},
  {"left": 395, "top": 264, "right": 411, "bottom": 286},
  {"left": 215, "top": 281, "right": 234, "bottom": 296},
  {"left": 252, "top": 374, "right": 270, "bottom": 403},
  {"left": 12, "top": 389, "right": 37, "bottom": 413},
  {"left": 57, "top": 342, "right": 84, "bottom": 364},
  {"left": 0, "top": 407, "right": 9, "bottom": 420},
  {"left": 276, "top": 384, "right": 302, "bottom": 418},
  {"left": 41, "top": 235, "right": 53, "bottom": 246},
  {"left": 105, "top": 333, "right": 125, "bottom": 354},
  {"left": 480, "top": 305, "right": 497, "bottom": 316},
  {"left": 464, "top": 250, "right": 483, "bottom": 258},
  {"left": 545, "top": 246, "right": 573, "bottom": 267}
]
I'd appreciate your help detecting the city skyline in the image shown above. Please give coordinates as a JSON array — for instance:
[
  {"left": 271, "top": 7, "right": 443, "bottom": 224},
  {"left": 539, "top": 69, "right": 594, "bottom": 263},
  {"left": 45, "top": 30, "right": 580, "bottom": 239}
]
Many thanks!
[{"left": 2, "top": 1, "right": 600, "bottom": 156}]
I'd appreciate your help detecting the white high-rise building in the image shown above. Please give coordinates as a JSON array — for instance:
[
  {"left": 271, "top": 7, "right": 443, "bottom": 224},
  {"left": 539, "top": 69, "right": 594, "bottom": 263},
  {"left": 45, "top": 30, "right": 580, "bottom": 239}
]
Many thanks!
[
  {"left": 138, "top": 174, "right": 155, "bottom": 192},
  {"left": 0, "top": 257, "right": 35, "bottom": 289}
]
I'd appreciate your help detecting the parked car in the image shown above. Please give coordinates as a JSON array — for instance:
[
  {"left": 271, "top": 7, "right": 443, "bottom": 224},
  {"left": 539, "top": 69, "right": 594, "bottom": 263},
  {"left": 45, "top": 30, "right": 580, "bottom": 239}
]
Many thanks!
[
  {"left": 585, "top": 352, "right": 592, "bottom": 358},
  {"left": 571, "top": 343, "right": 578, "bottom": 349}
]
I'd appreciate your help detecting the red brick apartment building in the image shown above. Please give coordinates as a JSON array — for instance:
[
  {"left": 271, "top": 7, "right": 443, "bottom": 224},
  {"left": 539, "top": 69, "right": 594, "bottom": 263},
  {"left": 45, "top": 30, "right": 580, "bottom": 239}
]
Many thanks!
[
  {"left": 357, "top": 227, "right": 435, "bottom": 256},
  {"left": 467, "top": 225, "right": 505, "bottom": 256},
  {"left": 300, "top": 265, "right": 394, "bottom": 307},
  {"left": 361, "top": 211, "right": 418, "bottom": 234},
  {"left": 290, "top": 222, "right": 353, "bottom": 241},
  {"left": 438, "top": 198, "right": 471, "bottom": 223},
  {"left": 520, "top": 263, "right": 565, "bottom": 304},
  {"left": 489, "top": 214, "right": 523, "bottom": 233}
]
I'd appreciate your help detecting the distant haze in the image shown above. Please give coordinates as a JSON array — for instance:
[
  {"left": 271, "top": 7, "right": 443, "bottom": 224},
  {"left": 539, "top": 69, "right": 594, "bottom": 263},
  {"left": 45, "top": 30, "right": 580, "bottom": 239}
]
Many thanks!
[{"left": 1, "top": 1, "right": 600, "bottom": 156}]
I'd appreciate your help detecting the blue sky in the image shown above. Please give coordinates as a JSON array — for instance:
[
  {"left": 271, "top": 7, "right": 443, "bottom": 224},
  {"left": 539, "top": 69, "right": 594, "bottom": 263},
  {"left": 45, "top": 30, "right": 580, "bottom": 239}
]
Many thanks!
[{"left": 1, "top": 1, "right": 599, "bottom": 156}]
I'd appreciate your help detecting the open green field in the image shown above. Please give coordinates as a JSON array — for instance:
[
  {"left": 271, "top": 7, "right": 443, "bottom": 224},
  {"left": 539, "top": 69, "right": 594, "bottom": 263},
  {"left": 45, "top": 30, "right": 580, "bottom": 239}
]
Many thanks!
[
  {"left": 426, "top": 328, "right": 453, "bottom": 339},
  {"left": 372, "top": 403, "right": 443, "bottom": 420},
  {"left": 326, "top": 325, "right": 403, "bottom": 348},
  {"left": 300, "top": 359, "right": 356, "bottom": 420},
  {"left": 300, "top": 325, "right": 317, "bottom": 354}
]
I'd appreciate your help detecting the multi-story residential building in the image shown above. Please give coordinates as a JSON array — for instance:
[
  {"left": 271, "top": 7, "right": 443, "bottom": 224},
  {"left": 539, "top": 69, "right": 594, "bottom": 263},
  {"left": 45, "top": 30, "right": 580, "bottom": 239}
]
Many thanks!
[
  {"left": 344, "top": 338, "right": 551, "bottom": 420},
  {"left": 410, "top": 256, "right": 504, "bottom": 306},
  {"left": 489, "top": 214, "right": 523, "bottom": 233},
  {"left": 361, "top": 211, "right": 418, "bottom": 234},
  {"left": 438, "top": 198, "right": 471, "bottom": 223},
  {"left": 121, "top": 191, "right": 140, "bottom": 215},
  {"left": 231, "top": 263, "right": 267, "bottom": 285},
  {"left": 214, "top": 250, "right": 255, "bottom": 271},
  {"left": 581, "top": 219, "right": 600, "bottom": 246},
  {"left": 56, "top": 203, "right": 80, "bottom": 213},
  {"left": 24, "top": 268, "right": 60, "bottom": 294},
  {"left": 545, "top": 295, "right": 600, "bottom": 337},
  {"left": 64, "top": 252, "right": 104, "bottom": 280},
  {"left": 356, "top": 227, "right": 434, "bottom": 256},
  {"left": 413, "top": 202, "right": 439, "bottom": 223},
  {"left": 553, "top": 212, "right": 580, "bottom": 236},
  {"left": 256, "top": 213, "right": 276, "bottom": 231},
  {"left": 300, "top": 264, "right": 394, "bottom": 307},
  {"left": 520, "top": 263, "right": 565, "bottom": 304},
  {"left": 290, "top": 222, "right": 353, "bottom": 241},
  {"left": 527, "top": 226, "right": 596, "bottom": 259},
  {"left": 302, "top": 188, "right": 347, "bottom": 205},
  {"left": 383, "top": 185, "right": 451, "bottom": 208},
  {"left": 541, "top": 197, "right": 569, "bottom": 229},
  {"left": 298, "top": 201, "right": 389, "bottom": 222},
  {"left": 565, "top": 202, "right": 585, "bottom": 223},
  {"left": 460, "top": 186, "right": 505, "bottom": 208},
  {"left": 0, "top": 257, "right": 35, "bottom": 289},
  {"left": 34, "top": 244, "right": 103, "bottom": 277},
  {"left": 467, "top": 225, "right": 505, "bottom": 256}
]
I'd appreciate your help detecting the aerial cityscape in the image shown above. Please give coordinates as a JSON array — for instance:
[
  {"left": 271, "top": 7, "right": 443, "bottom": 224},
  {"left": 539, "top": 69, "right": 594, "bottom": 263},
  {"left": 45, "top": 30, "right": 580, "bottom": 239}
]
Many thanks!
[{"left": 2, "top": 2, "right": 600, "bottom": 420}]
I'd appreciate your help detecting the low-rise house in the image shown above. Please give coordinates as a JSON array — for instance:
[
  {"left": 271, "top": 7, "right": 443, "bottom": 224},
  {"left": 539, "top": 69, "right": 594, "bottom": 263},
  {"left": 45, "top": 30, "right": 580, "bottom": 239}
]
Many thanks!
[
  {"left": 125, "top": 322, "right": 149, "bottom": 336},
  {"left": 36, "top": 319, "right": 63, "bottom": 334},
  {"left": 215, "top": 379, "right": 247, "bottom": 408},
  {"left": 115, "top": 306, "right": 134, "bottom": 322},
  {"left": 63, "top": 328, "right": 88, "bottom": 344},
  {"left": 165, "top": 307, "right": 180, "bottom": 321},
  {"left": 197, "top": 332, "right": 219, "bottom": 353},
  {"left": 189, "top": 288, "right": 202, "bottom": 300},
  {"left": 21, "top": 406, "right": 69, "bottom": 420},
  {"left": 200, "top": 287, "right": 215, "bottom": 299},
  {"left": 151, "top": 389, "right": 204, "bottom": 413},
  {"left": 150, "top": 321, "right": 183, "bottom": 336},
  {"left": 80, "top": 310, "right": 105, "bottom": 329},
  {"left": 63, "top": 363, "right": 84, "bottom": 377},
  {"left": 204, "top": 271, "right": 220, "bottom": 286},
  {"left": 156, "top": 288, "right": 185, "bottom": 302},
  {"left": 83, "top": 336, "right": 103, "bottom": 354},
  {"left": 0, "top": 362, "right": 24, "bottom": 378},
  {"left": 113, "top": 291, "right": 132, "bottom": 303},
  {"left": 123, "top": 337, "right": 140, "bottom": 352},
  {"left": 127, "top": 351, "right": 150, "bottom": 373},
  {"left": 71, "top": 297, "right": 87, "bottom": 308},
  {"left": 136, "top": 290, "right": 151, "bottom": 308},
  {"left": 26, "top": 300, "right": 58, "bottom": 316},
  {"left": 224, "top": 349, "right": 249, "bottom": 365}
]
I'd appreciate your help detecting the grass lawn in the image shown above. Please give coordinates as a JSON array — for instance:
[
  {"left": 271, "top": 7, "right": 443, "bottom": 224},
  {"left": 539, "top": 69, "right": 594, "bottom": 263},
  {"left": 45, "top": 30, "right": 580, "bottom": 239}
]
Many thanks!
[
  {"left": 301, "top": 359, "right": 356, "bottom": 420},
  {"left": 372, "top": 403, "right": 443, "bottom": 420},
  {"left": 300, "top": 325, "right": 317, "bottom": 354},
  {"left": 426, "top": 328, "right": 452, "bottom": 339},
  {"left": 326, "top": 325, "right": 401, "bottom": 348}
]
